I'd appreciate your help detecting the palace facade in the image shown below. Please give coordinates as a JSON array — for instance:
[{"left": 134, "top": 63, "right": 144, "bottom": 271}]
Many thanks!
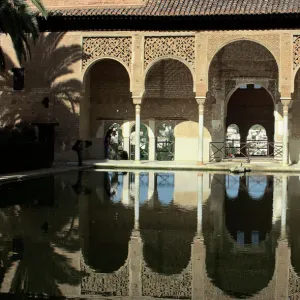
[{"left": 1, "top": 0, "right": 300, "bottom": 164}]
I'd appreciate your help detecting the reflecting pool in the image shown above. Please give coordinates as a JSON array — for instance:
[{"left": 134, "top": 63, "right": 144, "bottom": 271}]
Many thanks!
[{"left": 0, "top": 170, "right": 299, "bottom": 299}]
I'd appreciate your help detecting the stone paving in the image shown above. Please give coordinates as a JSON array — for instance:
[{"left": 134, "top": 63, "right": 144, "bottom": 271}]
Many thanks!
[
  {"left": 68, "top": 159, "right": 300, "bottom": 173},
  {"left": 0, "top": 163, "right": 90, "bottom": 184},
  {"left": 1, "top": 158, "right": 300, "bottom": 185}
]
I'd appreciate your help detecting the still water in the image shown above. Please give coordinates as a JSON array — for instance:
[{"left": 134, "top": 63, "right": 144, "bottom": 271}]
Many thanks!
[{"left": 0, "top": 170, "right": 299, "bottom": 299}]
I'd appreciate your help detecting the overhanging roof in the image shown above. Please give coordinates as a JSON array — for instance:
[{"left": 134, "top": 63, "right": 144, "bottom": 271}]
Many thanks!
[
  {"left": 38, "top": 0, "right": 300, "bottom": 31},
  {"left": 48, "top": 0, "right": 300, "bottom": 17}
]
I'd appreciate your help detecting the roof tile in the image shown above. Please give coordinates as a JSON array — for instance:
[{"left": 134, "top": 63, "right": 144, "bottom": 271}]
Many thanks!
[{"left": 49, "top": 0, "right": 300, "bottom": 17}]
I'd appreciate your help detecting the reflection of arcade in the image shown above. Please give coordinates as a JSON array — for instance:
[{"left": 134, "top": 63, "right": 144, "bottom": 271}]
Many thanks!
[
  {"left": 82, "top": 171, "right": 134, "bottom": 273},
  {"left": 204, "top": 174, "right": 284, "bottom": 299},
  {"left": 225, "top": 176, "right": 273, "bottom": 245},
  {"left": 80, "top": 172, "right": 291, "bottom": 299}
]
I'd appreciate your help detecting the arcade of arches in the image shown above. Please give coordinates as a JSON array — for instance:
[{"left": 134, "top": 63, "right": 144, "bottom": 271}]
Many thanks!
[
  {"left": 77, "top": 35, "right": 300, "bottom": 165},
  {"left": 2, "top": 31, "right": 300, "bottom": 164}
]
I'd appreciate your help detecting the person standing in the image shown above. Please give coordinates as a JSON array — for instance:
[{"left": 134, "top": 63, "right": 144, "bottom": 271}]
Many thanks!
[
  {"left": 104, "top": 129, "right": 112, "bottom": 159},
  {"left": 110, "top": 129, "right": 119, "bottom": 160}
]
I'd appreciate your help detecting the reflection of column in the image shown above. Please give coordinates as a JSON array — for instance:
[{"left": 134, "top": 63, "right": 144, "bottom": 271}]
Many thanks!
[
  {"left": 274, "top": 175, "right": 290, "bottom": 299},
  {"left": 281, "top": 175, "right": 288, "bottom": 238},
  {"left": 192, "top": 238, "right": 205, "bottom": 300},
  {"left": 272, "top": 176, "right": 283, "bottom": 225},
  {"left": 122, "top": 173, "right": 130, "bottom": 206},
  {"left": 192, "top": 173, "right": 205, "bottom": 300},
  {"left": 148, "top": 119, "right": 156, "bottom": 161},
  {"left": 281, "top": 98, "right": 291, "bottom": 165},
  {"left": 134, "top": 104, "right": 141, "bottom": 162},
  {"left": 147, "top": 172, "right": 155, "bottom": 206},
  {"left": 128, "top": 230, "right": 142, "bottom": 296},
  {"left": 134, "top": 172, "right": 140, "bottom": 230},
  {"left": 196, "top": 97, "right": 206, "bottom": 164},
  {"left": 197, "top": 173, "right": 203, "bottom": 235}
]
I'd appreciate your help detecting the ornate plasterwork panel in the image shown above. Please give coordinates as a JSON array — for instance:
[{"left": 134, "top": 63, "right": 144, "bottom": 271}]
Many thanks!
[
  {"left": 144, "top": 36, "right": 195, "bottom": 71},
  {"left": 207, "top": 33, "right": 280, "bottom": 69},
  {"left": 289, "top": 264, "right": 300, "bottom": 299},
  {"left": 81, "top": 254, "right": 129, "bottom": 296},
  {"left": 82, "top": 37, "right": 132, "bottom": 70},
  {"left": 205, "top": 272, "right": 275, "bottom": 300},
  {"left": 293, "top": 35, "right": 300, "bottom": 71},
  {"left": 142, "top": 261, "right": 192, "bottom": 298}
]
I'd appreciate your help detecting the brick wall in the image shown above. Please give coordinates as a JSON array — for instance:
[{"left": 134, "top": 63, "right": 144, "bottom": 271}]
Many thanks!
[
  {"left": 0, "top": 32, "right": 82, "bottom": 159},
  {"left": 143, "top": 59, "right": 197, "bottom": 122}
]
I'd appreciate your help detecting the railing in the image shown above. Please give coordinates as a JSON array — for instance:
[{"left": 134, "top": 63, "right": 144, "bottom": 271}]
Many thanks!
[
  {"left": 130, "top": 139, "right": 149, "bottom": 160},
  {"left": 209, "top": 140, "right": 283, "bottom": 162},
  {"left": 156, "top": 140, "right": 175, "bottom": 161}
]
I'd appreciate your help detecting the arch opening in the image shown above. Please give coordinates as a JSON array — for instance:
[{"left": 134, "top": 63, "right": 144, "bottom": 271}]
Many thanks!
[
  {"left": 208, "top": 40, "right": 278, "bottom": 162},
  {"left": 82, "top": 58, "right": 133, "bottom": 160},
  {"left": 226, "top": 85, "right": 274, "bottom": 159},
  {"left": 156, "top": 122, "right": 175, "bottom": 161},
  {"left": 144, "top": 58, "right": 198, "bottom": 162},
  {"left": 130, "top": 123, "right": 149, "bottom": 160}
]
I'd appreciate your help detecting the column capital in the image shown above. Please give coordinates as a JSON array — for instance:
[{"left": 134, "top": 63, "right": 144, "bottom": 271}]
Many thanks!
[
  {"left": 132, "top": 96, "right": 142, "bottom": 105},
  {"left": 280, "top": 97, "right": 292, "bottom": 107},
  {"left": 281, "top": 97, "right": 291, "bottom": 115},
  {"left": 195, "top": 96, "right": 206, "bottom": 106}
]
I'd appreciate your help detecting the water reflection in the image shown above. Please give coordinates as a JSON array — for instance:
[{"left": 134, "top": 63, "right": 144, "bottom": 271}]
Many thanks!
[{"left": 0, "top": 171, "right": 298, "bottom": 299}]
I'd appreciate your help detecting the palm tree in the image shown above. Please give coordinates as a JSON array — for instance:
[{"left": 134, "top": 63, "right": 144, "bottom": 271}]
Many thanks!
[{"left": 0, "top": 0, "right": 47, "bottom": 70}]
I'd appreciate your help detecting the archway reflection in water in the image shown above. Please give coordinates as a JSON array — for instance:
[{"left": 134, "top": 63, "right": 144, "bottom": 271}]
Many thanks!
[{"left": 0, "top": 171, "right": 298, "bottom": 299}]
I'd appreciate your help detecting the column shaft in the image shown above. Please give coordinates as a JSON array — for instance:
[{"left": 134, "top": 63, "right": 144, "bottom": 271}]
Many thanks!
[
  {"left": 135, "top": 105, "right": 141, "bottom": 162},
  {"left": 197, "top": 97, "right": 205, "bottom": 164},
  {"left": 281, "top": 99, "right": 291, "bottom": 165}
]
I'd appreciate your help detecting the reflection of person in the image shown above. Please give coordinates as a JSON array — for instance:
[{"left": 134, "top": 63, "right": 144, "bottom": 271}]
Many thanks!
[
  {"left": 110, "top": 172, "right": 119, "bottom": 199},
  {"left": 104, "top": 172, "right": 119, "bottom": 201},
  {"left": 72, "top": 171, "right": 92, "bottom": 195}
]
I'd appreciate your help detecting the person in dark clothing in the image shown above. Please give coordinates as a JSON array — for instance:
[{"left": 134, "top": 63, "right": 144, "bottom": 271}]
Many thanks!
[
  {"left": 104, "top": 129, "right": 113, "bottom": 159},
  {"left": 72, "top": 140, "right": 92, "bottom": 166}
]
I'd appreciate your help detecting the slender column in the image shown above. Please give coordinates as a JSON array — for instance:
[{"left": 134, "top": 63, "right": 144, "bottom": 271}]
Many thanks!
[
  {"left": 281, "top": 98, "right": 291, "bottom": 165},
  {"left": 196, "top": 97, "right": 206, "bottom": 164},
  {"left": 134, "top": 172, "right": 140, "bottom": 230},
  {"left": 134, "top": 103, "right": 141, "bottom": 162},
  {"left": 148, "top": 119, "right": 156, "bottom": 161},
  {"left": 122, "top": 121, "right": 130, "bottom": 158}
]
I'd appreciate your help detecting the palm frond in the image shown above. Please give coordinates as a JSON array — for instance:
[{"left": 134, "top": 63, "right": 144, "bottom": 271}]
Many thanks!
[{"left": 29, "top": 0, "right": 48, "bottom": 18}]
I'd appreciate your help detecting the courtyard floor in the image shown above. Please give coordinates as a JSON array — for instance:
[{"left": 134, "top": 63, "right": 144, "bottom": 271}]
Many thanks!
[
  {"left": 68, "top": 158, "right": 300, "bottom": 173},
  {"left": 1, "top": 158, "right": 300, "bottom": 184}
]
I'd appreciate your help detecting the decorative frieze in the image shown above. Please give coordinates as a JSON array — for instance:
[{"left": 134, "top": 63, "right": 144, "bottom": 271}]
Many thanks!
[
  {"left": 289, "top": 264, "right": 300, "bottom": 299},
  {"left": 293, "top": 35, "right": 300, "bottom": 71},
  {"left": 144, "top": 36, "right": 195, "bottom": 71},
  {"left": 82, "top": 37, "right": 132, "bottom": 70}
]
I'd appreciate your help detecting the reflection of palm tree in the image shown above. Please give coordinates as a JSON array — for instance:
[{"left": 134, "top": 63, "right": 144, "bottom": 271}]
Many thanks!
[{"left": 0, "top": 176, "right": 82, "bottom": 295}]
